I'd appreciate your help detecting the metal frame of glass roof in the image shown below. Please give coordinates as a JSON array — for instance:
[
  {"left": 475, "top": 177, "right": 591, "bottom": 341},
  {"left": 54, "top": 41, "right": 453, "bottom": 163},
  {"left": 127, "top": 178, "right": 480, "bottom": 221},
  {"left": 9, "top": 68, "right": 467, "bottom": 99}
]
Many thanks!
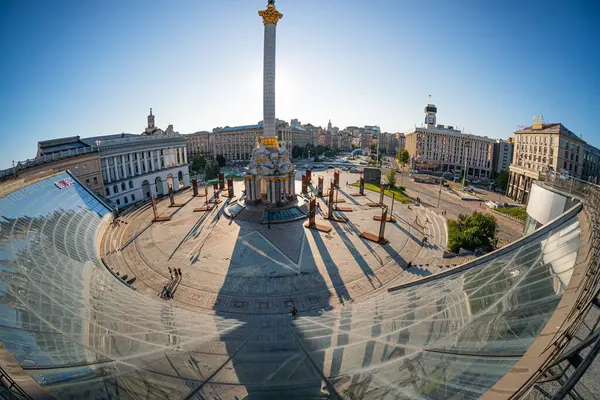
[{"left": 0, "top": 170, "right": 598, "bottom": 399}]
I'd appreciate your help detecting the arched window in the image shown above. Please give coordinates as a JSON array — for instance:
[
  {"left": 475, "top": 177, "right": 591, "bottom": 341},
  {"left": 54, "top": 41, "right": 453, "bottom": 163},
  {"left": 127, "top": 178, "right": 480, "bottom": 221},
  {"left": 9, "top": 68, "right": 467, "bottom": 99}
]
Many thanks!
[
  {"left": 121, "top": 182, "right": 126, "bottom": 191},
  {"left": 129, "top": 180, "right": 134, "bottom": 189},
  {"left": 113, "top": 184, "right": 118, "bottom": 194},
  {"left": 105, "top": 188, "right": 110, "bottom": 196},
  {"left": 124, "top": 197, "right": 128, "bottom": 204}
]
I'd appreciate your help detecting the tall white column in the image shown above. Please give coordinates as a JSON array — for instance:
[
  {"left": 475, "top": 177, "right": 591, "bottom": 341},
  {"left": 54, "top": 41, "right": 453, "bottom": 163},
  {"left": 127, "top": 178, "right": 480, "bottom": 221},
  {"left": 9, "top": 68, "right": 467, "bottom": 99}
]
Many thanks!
[
  {"left": 113, "top": 156, "right": 120, "bottom": 180},
  {"left": 129, "top": 153, "right": 135, "bottom": 176},
  {"left": 136, "top": 152, "right": 142, "bottom": 175},
  {"left": 262, "top": 23, "right": 277, "bottom": 140},
  {"left": 105, "top": 158, "right": 111, "bottom": 183},
  {"left": 172, "top": 148, "right": 176, "bottom": 166},
  {"left": 150, "top": 150, "right": 155, "bottom": 171},
  {"left": 183, "top": 147, "right": 188, "bottom": 164},
  {"left": 143, "top": 151, "right": 148, "bottom": 173},
  {"left": 121, "top": 155, "right": 127, "bottom": 177},
  {"left": 164, "top": 148, "right": 170, "bottom": 168}
]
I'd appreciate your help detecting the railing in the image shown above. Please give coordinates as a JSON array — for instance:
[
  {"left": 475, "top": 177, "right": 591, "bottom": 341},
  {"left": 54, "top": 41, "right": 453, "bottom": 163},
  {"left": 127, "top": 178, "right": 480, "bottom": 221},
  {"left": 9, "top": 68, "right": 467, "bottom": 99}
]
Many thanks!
[
  {"left": 513, "top": 171, "right": 600, "bottom": 399},
  {"left": 0, "top": 146, "right": 99, "bottom": 180},
  {"left": 0, "top": 364, "right": 34, "bottom": 400}
]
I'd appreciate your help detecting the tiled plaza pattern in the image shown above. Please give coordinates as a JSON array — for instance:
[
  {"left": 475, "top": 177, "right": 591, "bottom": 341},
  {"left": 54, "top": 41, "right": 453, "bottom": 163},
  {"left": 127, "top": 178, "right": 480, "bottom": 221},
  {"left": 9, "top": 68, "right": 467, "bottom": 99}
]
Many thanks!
[
  {"left": 101, "top": 172, "right": 465, "bottom": 316},
  {"left": 0, "top": 171, "right": 583, "bottom": 399}
]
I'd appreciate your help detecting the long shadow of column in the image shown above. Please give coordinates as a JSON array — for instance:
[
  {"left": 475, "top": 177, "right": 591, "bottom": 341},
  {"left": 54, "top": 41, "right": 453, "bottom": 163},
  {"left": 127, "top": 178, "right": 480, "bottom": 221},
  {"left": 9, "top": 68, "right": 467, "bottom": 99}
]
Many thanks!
[
  {"left": 188, "top": 220, "right": 343, "bottom": 399},
  {"left": 330, "top": 221, "right": 377, "bottom": 284}
]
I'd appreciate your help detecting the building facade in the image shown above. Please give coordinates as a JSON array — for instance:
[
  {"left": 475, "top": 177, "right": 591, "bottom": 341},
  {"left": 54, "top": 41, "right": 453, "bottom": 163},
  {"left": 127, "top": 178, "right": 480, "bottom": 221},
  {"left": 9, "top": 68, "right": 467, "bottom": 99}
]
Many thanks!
[
  {"left": 405, "top": 104, "right": 494, "bottom": 179},
  {"left": 583, "top": 144, "right": 600, "bottom": 184},
  {"left": 210, "top": 123, "right": 295, "bottom": 161},
  {"left": 507, "top": 122, "right": 586, "bottom": 204},
  {"left": 288, "top": 124, "right": 313, "bottom": 148},
  {"left": 379, "top": 132, "right": 398, "bottom": 155},
  {"left": 95, "top": 133, "right": 190, "bottom": 207},
  {"left": 185, "top": 131, "right": 212, "bottom": 159},
  {"left": 397, "top": 133, "right": 406, "bottom": 151},
  {"left": 2, "top": 138, "right": 105, "bottom": 196},
  {"left": 492, "top": 138, "right": 514, "bottom": 175},
  {"left": 211, "top": 124, "right": 263, "bottom": 161}
]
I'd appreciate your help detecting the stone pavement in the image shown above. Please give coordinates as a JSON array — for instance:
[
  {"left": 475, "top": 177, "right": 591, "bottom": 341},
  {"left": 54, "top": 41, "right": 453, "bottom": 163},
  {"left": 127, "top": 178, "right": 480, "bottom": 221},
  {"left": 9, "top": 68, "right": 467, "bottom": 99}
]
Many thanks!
[{"left": 100, "top": 171, "right": 472, "bottom": 316}]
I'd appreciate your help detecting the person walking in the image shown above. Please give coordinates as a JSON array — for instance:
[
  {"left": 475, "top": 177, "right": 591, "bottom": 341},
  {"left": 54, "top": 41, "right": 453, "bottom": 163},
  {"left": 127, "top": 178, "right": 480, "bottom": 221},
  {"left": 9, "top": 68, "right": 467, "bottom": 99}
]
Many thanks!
[{"left": 290, "top": 307, "right": 298, "bottom": 319}]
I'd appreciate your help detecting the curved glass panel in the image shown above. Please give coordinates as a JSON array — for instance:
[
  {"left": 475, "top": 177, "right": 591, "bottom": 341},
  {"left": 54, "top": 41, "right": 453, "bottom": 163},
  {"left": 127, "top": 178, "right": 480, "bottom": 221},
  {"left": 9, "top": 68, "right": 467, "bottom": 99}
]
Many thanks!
[{"left": 0, "top": 173, "right": 581, "bottom": 399}]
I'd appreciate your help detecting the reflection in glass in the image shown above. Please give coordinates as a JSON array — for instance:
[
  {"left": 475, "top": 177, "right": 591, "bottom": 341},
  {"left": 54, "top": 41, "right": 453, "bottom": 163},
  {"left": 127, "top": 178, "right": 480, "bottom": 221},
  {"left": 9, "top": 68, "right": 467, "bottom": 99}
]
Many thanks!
[{"left": 0, "top": 173, "right": 581, "bottom": 399}]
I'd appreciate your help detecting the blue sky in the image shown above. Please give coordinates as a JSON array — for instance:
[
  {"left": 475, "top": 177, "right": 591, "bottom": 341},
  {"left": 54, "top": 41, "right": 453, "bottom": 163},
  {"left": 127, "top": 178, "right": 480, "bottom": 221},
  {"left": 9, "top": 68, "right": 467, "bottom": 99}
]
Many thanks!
[{"left": 1, "top": 0, "right": 599, "bottom": 169}]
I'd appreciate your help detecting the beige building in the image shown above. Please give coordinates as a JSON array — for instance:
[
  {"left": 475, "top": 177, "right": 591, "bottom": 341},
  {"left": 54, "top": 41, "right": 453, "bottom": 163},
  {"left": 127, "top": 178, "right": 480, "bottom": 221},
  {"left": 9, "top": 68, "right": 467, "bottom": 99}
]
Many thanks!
[
  {"left": 185, "top": 131, "right": 212, "bottom": 159},
  {"left": 284, "top": 124, "right": 313, "bottom": 148},
  {"left": 7, "top": 143, "right": 105, "bottom": 196},
  {"left": 405, "top": 103, "right": 494, "bottom": 179},
  {"left": 397, "top": 132, "right": 406, "bottom": 151},
  {"left": 507, "top": 121, "right": 586, "bottom": 203},
  {"left": 210, "top": 123, "right": 294, "bottom": 161},
  {"left": 339, "top": 130, "right": 354, "bottom": 152},
  {"left": 405, "top": 126, "right": 494, "bottom": 179},
  {"left": 379, "top": 132, "right": 399, "bottom": 155},
  {"left": 211, "top": 124, "right": 263, "bottom": 161}
]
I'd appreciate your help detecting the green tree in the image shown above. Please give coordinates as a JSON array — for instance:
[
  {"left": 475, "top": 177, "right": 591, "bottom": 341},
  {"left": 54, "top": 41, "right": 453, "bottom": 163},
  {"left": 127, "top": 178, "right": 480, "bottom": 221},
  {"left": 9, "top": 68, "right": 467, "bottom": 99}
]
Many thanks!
[
  {"left": 292, "top": 145, "right": 302, "bottom": 159},
  {"left": 216, "top": 155, "right": 226, "bottom": 167},
  {"left": 204, "top": 160, "right": 220, "bottom": 180},
  {"left": 386, "top": 169, "right": 397, "bottom": 188},
  {"left": 447, "top": 212, "right": 497, "bottom": 253},
  {"left": 191, "top": 154, "right": 206, "bottom": 173},
  {"left": 397, "top": 149, "right": 410, "bottom": 167},
  {"left": 496, "top": 170, "right": 509, "bottom": 191}
]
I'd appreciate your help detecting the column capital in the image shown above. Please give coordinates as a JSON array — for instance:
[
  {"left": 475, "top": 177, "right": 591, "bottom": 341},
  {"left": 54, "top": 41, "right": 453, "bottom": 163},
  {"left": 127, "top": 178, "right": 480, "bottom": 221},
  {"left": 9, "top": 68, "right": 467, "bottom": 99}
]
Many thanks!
[{"left": 258, "top": 3, "right": 282, "bottom": 25}]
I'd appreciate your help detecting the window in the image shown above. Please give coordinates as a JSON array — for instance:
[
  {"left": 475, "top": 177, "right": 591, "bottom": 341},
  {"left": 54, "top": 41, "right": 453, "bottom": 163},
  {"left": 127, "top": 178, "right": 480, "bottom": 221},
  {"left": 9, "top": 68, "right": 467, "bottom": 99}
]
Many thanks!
[
  {"left": 575, "top": 165, "right": 578, "bottom": 173},
  {"left": 86, "top": 179, "right": 90, "bottom": 186},
  {"left": 564, "top": 161, "right": 568, "bottom": 169},
  {"left": 131, "top": 194, "right": 135, "bottom": 202},
  {"left": 570, "top": 153, "right": 574, "bottom": 161},
  {"left": 105, "top": 188, "right": 110, "bottom": 196},
  {"left": 569, "top": 163, "right": 573, "bottom": 171},
  {"left": 113, "top": 184, "right": 118, "bottom": 193},
  {"left": 116, "top": 199, "right": 120, "bottom": 205},
  {"left": 576, "top": 155, "right": 579, "bottom": 162},
  {"left": 124, "top": 197, "right": 128, "bottom": 204},
  {"left": 83, "top": 165, "right": 87, "bottom": 171},
  {"left": 121, "top": 182, "right": 126, "bottom": 191},
  {"left": 129, "top": 180, "right": 133, "bottom": 189},
  {"left": 94, "top": 177, "right": 98, "bottom": 185}
]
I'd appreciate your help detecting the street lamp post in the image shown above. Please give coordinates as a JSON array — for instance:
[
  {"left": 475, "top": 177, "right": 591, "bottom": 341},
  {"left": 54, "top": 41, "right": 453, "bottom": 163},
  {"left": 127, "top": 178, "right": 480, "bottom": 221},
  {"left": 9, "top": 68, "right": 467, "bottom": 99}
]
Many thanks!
[{"left": 462, "top": 142, "right": 470, "bottom": 189}]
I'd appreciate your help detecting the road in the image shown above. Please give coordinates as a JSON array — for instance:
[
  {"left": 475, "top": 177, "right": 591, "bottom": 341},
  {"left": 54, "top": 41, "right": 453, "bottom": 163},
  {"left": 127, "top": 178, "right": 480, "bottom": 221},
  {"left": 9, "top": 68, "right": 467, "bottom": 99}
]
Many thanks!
[{"left": 385, "top": 158, "right": 523, "bottom": 246}]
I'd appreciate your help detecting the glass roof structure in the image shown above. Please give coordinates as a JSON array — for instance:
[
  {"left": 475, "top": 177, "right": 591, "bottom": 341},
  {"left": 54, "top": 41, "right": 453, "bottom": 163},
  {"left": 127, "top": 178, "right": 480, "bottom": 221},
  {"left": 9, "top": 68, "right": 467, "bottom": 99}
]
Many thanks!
[{"left": 0, "top": 172, "right": 582, "bottom": 399}]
